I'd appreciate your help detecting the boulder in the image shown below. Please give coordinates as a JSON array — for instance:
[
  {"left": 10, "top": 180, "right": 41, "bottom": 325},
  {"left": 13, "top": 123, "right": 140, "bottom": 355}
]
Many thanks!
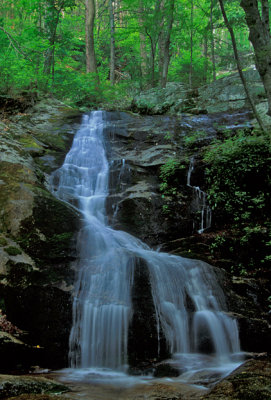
[
  {"left": 130, "top": 69, "right": 270, "bottom": 124},
  {"left": 197, "top": 69, "right": 265, "bottom": 114},
  {"left": 131, "top": 82, "right": 187, "bottom": 115}
]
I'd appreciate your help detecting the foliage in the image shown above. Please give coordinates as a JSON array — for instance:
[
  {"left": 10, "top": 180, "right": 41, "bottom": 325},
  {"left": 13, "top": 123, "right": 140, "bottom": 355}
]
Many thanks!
[
  {"left": 0, "top": 0, "right": 255, "bottom": 103},
  {"left": 204, "top": 131, "right": 271, "bottom": 275},
  {"left": 183, "top": 130, "right": 209, "bottom": 148},
  {"left": 0, "top": 237, "right": 8, "bottom": 247},
  {"left": 160, "top": 158, "right": 184, "bottom": 195},
  {"left": 159, "top": 157, "right": 187, "bottom": 214},
  {"left": 4, "top": 246, "right": 22, "bottom": 256}
]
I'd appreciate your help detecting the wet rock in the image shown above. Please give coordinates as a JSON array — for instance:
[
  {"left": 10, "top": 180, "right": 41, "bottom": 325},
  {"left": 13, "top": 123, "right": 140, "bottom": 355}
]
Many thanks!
[
  {"left": 224, "top": 277, "right": 271, "bottom": 353},
  {"left": 128, "top": 258, "right": 169, "bottom": 369},
  {"left": 105, "top": 111, "right": 195, "bottom": 246},
  {"left": 0, "top": 374, "right": 68, "bottom": 399},
  {"left": 202, "top": 358, "right": 271, "bottom": 399},
  {"left": 153, "top": 363, "right": 180, "bottom": 378}
]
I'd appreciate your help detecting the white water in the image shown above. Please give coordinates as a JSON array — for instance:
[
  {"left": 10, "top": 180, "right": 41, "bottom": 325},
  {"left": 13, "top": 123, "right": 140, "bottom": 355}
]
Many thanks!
[
  {"left": 51, "top": 111, "right": 243, "bottom": 385},
  {"left": 187, "top": 158, "right": 212, "bottom": 234}
]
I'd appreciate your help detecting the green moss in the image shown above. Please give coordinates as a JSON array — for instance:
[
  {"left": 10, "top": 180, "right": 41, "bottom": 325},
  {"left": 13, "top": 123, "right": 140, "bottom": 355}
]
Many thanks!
[
  {"left": 0, "top": 237, "right": 8, "bottom": 246},
  {"left": 19, "top": 137, "right": 43, "bottom": 150},
  {"left": 4, "top": 246, "right": 22, "bottom": 256}
]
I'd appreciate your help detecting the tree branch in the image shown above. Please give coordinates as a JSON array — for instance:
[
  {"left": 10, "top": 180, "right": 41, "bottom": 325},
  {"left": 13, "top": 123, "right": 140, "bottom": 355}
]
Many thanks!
[{"left": 0, "top": 26, "right": 32, "bottom": 61}]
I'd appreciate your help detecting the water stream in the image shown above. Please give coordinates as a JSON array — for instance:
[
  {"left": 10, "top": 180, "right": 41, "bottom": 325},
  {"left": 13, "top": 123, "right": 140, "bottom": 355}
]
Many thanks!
[{"left": 51, "top": 111, "right": 243, "bottom": 387}]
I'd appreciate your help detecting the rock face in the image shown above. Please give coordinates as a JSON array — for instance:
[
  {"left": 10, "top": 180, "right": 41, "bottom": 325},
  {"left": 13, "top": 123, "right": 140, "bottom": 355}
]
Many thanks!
[
  {"left": 102, "top": 109, "right": 270, "bottom": 361},
  {"left": 0, "top": 98, "right": 81, "bottom": 371},
  {"left": 131, "top": 69, "right": 270, "bottom": 120},
  {"left": 0, "top": 77, "right": 270, "bottom": 377}
]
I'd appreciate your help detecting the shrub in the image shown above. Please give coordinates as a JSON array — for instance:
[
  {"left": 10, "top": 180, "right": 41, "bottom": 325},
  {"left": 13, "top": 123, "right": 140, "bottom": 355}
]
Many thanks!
[{"left": 4, "top": 246, "right": 22, "bottom": 256}]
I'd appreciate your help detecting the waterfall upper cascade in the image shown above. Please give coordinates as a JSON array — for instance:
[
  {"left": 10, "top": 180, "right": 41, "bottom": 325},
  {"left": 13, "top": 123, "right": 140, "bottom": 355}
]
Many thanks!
[{"left": 51, "top": 111, "right": 242, "bottom": 383}]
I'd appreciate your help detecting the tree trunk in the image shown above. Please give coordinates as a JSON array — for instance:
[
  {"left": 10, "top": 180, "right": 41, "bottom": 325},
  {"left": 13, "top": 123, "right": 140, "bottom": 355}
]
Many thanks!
[
  {"left": 139, "top": 0, "right": 148, "bottom": 81},
  {"left": 189, "top": 0, "right": 194, "bottom": 88},
  {"left": 210, "top": 0, "right": 216, "bottom": 81},
  {"left": 203, "top": 32, "right": 208, "bottom": 83},
  {"left": 240, "top": 0, "right": 271, "bottom": 116},
  {"left": 85, "top": 0, "right": 98, "bottom": 74},
  {"left": 43, "top": 0, "right": 65, "bottom": 79},
  {"left": 109, "top": 0, "right": 115, "bottom": 84},
  {"left": 218, "top": 0, "right": 266, "bottom": 132},
  {"left": 159, "top": 0, "right": 174, "bottom": 88}
]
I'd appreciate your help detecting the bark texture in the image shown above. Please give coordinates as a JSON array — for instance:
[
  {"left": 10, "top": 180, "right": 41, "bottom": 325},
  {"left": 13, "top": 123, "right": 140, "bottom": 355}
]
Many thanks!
[
  {"left": 240, "top": 0, "right": 271, "bottom": 116},
  {"left": 218, "top": 0, "right": 266, "bottom": 132}
]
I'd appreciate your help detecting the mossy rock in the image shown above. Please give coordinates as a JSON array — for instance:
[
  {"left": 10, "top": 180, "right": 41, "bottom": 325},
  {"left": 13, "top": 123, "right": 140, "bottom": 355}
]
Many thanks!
[
  {"left": 0, "top": 161, "right": 36, "bottom": 235},
  {"left": 0, "top": 375, "right": 69, "bottom": 399}
]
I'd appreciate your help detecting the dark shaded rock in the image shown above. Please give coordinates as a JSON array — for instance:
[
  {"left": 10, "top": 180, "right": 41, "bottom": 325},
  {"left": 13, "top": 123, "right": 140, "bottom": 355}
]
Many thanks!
[
  {"left": 223, "top": 277, "right": 271, "bottom": 354},
  {"left": 153, "top": 363, "right": 180, "bottom": 378},
  {"left": 3, "top": 285, "right": 72, "bottom": 369},
  {"left": 0, "top": 94, "right": 35, "bottom": 116},
  {"left": 0, "top": 332, "right": 35, "bottom": 373},
  {"left": 128, "top": 257, "right": 169, "bottom": 369}
]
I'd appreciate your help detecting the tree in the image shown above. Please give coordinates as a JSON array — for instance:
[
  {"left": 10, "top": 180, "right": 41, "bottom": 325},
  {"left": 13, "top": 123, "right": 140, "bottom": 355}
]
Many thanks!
[
  {"left": 189, "top": 0, "right": 194, "bottom": 88},
  {"left": 109, "top": 0, "right": 115, "bottom": 84},
  {"left": 43, "top": 0, "right": 65, "bottom": 79},
  {"left": 85, "top": 0, "right": 98, "bottom": 75},
  {"left": 158, "top": 0, "right": 175, "bottom": 87},
  {"left": 240, "top": 0, "right": 271, "bottom": 116},
  {"left": 218, "top": 0, "right": 266, "bottom": 132},
  {"left": 210, "top": 0, "right": 216, "bottom": 81}
]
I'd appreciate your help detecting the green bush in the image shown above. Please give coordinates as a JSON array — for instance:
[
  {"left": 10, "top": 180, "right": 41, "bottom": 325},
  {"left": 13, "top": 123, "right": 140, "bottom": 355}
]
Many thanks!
[
  {"left": 204, "top": 131, "right": 271, "bottom": 275},
  {"left": 4, "top": 246, "right": 22, "bottom": 256}
]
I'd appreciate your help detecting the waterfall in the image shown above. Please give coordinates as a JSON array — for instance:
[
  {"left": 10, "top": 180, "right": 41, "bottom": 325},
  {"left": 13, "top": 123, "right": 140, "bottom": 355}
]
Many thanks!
[
  {"left": 187, "top": 157, "right": 212, "bottom": 234},
  {"left": 51, "top": 111, "right": 241, "bottom": 379}
]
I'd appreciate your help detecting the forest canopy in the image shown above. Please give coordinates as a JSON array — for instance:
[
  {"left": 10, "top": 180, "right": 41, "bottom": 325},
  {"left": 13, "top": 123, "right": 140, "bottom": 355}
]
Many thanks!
[{"left": 0, "top": 0, "right": 263, "bottom": 107}]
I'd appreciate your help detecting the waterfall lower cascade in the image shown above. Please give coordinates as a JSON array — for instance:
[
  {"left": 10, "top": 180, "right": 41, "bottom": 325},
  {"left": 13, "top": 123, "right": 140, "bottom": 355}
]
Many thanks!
[{"left": 52, "top": 111, "right": 242, "bottom": 384}]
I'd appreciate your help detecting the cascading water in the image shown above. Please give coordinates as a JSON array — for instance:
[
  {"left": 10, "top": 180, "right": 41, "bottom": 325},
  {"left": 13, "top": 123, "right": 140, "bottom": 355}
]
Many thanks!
[
  {"left": 51, "top": 111, "right": 242, "bottom": 384},
  {"left": 187, "top": 157, "right": 212, "bottom": 234}
]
